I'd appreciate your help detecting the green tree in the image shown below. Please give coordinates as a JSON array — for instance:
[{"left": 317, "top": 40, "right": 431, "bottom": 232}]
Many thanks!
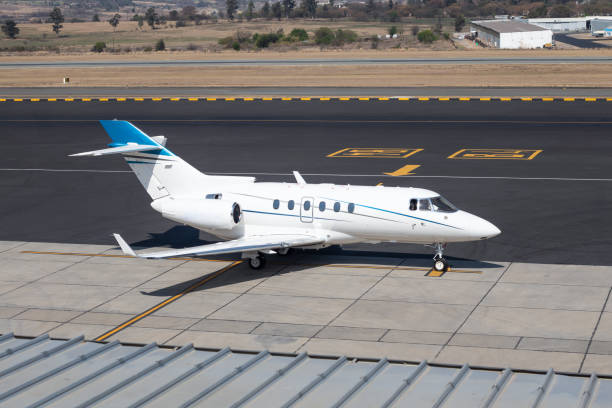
[
  {"left": 1, "top": 20, "right": 19, "bottom": 39},
  {"left": 272, "top": 2, "right": 282, "bottom": 20},
  {"left": 365, "top": 0, "right": 375, "bottom": 15},
  {"left": 282, "top": 0, "right": 295, "bottom": 18},
  {"left": 92, "top": 14, "right": 100, "bottom": 22},
  {"left": 304, "top": 0, "right": 316, "bottom": 17},
  {"left": 388, "top": 25, "right": 397, "bottom": 36},
  {"left": 91, "top": 41, "right": 106, "bottom": 52},
  {"left": 550, "top": 5, "right": 571, "bottom": 18},
  {"left": 108, "top": 13, "right": 121, "bottom": 31},
  {"left": 137, "top": 15, "right": 144, "bottom": 29},
  {"left": 289, "top": 28, "right": 308, "bottom": 41},
  {"left": 226, "top": 0, "right": 239, "bottom": 20},
  {"left": 145, "top": 7, "right": 159, "bottom": 29},
  {"left": 454, "top": 15, "right": 465, "bottom": 32},
  {"left": 417, "top": 29, "right": 437, "bottom": 43},
  {"left": 261, "top": 1, "right": 271, "bottom": 17},
  {"left": 49, "top": 7, "right": 64, "bottom": 36},
  {"left": 246, "top": 0, "right": 255, "bottom": 20},
  {"left": 155, "top": 38, "right": 165, "bottom": 51}
]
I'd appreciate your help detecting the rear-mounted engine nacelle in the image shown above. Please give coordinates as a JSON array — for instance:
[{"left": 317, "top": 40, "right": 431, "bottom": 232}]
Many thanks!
[{"left": 151, "top": 198, "right": 243, "bottom": 235}]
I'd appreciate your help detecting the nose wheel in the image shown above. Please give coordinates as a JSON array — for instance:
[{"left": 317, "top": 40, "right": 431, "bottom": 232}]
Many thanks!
[{"left": 432, "top": 243, "right": 448, "bottom": 272}]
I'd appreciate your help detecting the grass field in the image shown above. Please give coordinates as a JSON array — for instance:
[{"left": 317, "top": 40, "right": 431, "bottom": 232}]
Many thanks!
[{"left": 0, "top": 20, "right": 457, "bottom": 52}]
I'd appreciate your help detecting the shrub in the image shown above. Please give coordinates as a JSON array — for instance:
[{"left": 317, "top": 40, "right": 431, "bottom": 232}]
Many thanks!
[
  {"left": 334, "top": 29, "right": 357, "bottom": 45},
  {"left": 155, "top": 39, "right": 165, "bottom": 51},
  {"left": 314, "top": 27, "right": 334, "bottom": 45},
  {"left": 186, "top": 43, "right": 199, "bottom": 50},
  {"left": 288, "top": 28, "right": 308, "bottom": 41},
  {"left": 143, "top": 45, "right": 153, "bottom": 52},
  {"left": 370, "top": 35, "right": 379, "bottom": 49},
  {"left": 232, "top": 41, "right": 240, "bottom": 50},
  {"left": 388, "top": 26, "right": 397, "bottom": 36},
  {"left": 255, "top": 32, "right": 280, "bottom": 48},
  {"left": 417, "top": 29, "right": 437, "bottom": 44},
  {"left": 175, "top": 20, "right": 186, "bottom": 27},
  {"left": 91, "top": 41, "right": 106, "bottom": 53},
  {"left": 443, "top": 32, "right": 450, "bottom": 40},
  {"left": 218, "top": 36, "right": 233, "bottom": 46}
]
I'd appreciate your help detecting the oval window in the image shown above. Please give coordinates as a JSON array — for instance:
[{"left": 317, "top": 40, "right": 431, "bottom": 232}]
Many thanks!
[
  {"left": 288, "top": 200, "right": 295, "bottom": 210},
  {"left": 304, "top": 200, "right": 311, "bottom": 211},
  {"left": 333, "top": 202, "right": 340, "bottom": 212},
  {"left": 348, "top": 203, "right": 355, "bottom": 213},
  {"left": 319, "top": 201, "right": 326, "bottom": 212},
  {"left": 273, "top": 199, "right": 280, "bottom": 209}
]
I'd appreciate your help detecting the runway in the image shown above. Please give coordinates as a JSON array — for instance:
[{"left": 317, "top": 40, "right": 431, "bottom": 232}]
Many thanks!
[
  {"left": 1, "top": 99, "right": 612, "bottom": 265},
  {"left": 2, "top": 56, "right": 612, "bottom": 68}
]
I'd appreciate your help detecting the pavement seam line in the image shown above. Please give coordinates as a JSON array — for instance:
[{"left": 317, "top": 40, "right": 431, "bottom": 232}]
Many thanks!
[
  {"left": 94, "top": 260, "right": 242, "bottom": 342},
  {"left": 434, "top": 261, "right": 512, "bottom": 360},
  {"left": 579, "top": 286, "right": 612, "bottom": 373}
]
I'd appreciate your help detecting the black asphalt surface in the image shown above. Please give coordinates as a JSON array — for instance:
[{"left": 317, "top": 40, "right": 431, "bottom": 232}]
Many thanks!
[
  {"left": 2, "top": 87, "right": 612, "bottom": 98},
  {"left": 2, "top": 100, "right": 611, "bottom": 265},
  {"left": 2, "top": 56, "right": 612, "bottom": 68},
  {"left": 554, "top": 33, "right": 611, "bottom": 49}
]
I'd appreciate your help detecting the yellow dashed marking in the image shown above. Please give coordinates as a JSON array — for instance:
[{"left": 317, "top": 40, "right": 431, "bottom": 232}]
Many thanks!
[
  {"left": 585, "top": 98, "right": 597, "bottom": 102},
  {"left": 607, "top": 98, "right": 612, "bottom": 102},
  {"left": 358, "top": 97, "right": 369, "bottom": 101},
  {"left": 459, "top": 97, "right": 470, "bottom": 101},
  {"left": 188, "top": 97, "right": 198, "bottom": 101},
  {"left": 134, "top": 98, "right": 144, "bottom": 101},
  {"left": 300, "top": 97, "right": 311, "bottom": 101},
  {"left": 0, "top": 98, "right": 5, "bottom": 102},
  {"left": 243, "top": 97, "right": 254, "bottom": 101},
  {"left": 170, "top": 97, "right": 180, "bottom": 101},
  {"left": 500, "top": 97, "right": 511, "bottom": 101},
  {"left": 564, "top": 98, "right": 575, "bottom": 102},
  {"left": 281, "top": 97, "right": 292, "bottom": 101},
  {"left": 378, "top": 97, "right": 389, "bottom": 101},
  {"left": 206, "top": 97, "right": 217, "bottom": 101},
  {"left": 398, "top": 97, "right": 410, "bottom": 101},
  {"left": 479, "top": 98, "right": 490, "bottom": 101},
  {"left": 418, "top": 97, "right": 429, "bottom": 101},
  {"left": 13, "top": 98, "right": 23, "bottom": 102},
  {"left": 542, "top": 98, "right": 553, "bottom": 102},
  {"left": 521, "top": 97, "right": 532, "bottom": 101},
  {"left": 64, "top": 98, "right": 74, "bottom": 102},
  {"left": 320, "top": 97, "right": 330, "bottom": 101},
  {"left": 81, "top": 98, "right": 91, "bottom": 102},
  {"left": 98, "top": 98, "right": 108, "bottom": 102},
  {"left": 339, "top": 97, "right": 350, "bottom": 101},
  {"left": 438, "top": 97, "right": 450, "bottom": 101},
  {"left": 116, "top": 98, "right": 126, "bottom": 102},
  {"left": 152, "top": 98, "right": 162, "bottom": 101},
  {"left": 30, "top": 98, "right": 40, "bottom": 102},
  {"left": 262, "top": 97, "right": 273, "bottom": 101}
]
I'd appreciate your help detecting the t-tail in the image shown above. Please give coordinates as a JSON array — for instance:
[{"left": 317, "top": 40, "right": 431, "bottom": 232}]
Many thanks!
[{"left": 70, "top": 120, "right": 254, "bottom": 199}]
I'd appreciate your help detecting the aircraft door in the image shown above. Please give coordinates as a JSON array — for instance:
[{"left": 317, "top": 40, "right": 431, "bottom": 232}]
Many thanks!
[{"left": 300, "top": 197, "right": 313, "bottom": 223}]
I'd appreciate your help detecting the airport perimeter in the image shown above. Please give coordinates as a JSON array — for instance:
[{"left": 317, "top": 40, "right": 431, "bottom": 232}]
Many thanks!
[{"left": 2, "top": 97, "right": 612, "bottom": 379}]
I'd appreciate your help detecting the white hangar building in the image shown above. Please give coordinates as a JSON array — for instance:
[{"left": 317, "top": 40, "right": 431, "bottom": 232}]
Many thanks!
[{"left": 471, "top": 20, "right": 553, "bottom": 49}]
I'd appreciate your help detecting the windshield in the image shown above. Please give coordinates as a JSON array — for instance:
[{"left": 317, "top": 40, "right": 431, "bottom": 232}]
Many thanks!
[{"left": 430, "top": 196, "right": 458, "bottom": 213}]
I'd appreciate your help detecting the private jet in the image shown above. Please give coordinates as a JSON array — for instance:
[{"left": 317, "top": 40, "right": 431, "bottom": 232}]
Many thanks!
[{"left": 71, "top": 120, "right": 501, "bottom": 271}]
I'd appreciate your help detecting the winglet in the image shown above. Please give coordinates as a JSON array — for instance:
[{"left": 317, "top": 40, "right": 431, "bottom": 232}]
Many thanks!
[
  {"left": 293, "top": 171, "right": 306, "bottom": 185},
  {"left": 113, "top": 233, "right": 137, "bottom": 257}
]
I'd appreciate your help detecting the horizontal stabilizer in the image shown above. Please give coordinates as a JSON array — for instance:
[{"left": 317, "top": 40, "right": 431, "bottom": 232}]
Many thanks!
[
  {"left": 70, "top": 144, "right": 162, "bottom": 157},
  {"left": 112, "top": 233, "right": 324, "bottom": 259}
]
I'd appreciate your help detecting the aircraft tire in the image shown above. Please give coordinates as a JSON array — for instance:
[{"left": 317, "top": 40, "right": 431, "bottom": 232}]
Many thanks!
[
  {"left": 433, "top": 258, "right": 448, "bottom": 272},
  {"left": 249, "top": 254, "right": 266, "bottom": 269}
]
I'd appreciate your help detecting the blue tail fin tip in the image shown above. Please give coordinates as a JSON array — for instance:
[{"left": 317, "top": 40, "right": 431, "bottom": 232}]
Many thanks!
[{"left": 99, "top": 120, "right": 173, "bottom": 156}]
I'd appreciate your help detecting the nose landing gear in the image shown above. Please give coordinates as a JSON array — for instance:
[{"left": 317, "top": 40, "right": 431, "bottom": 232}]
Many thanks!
[{"left": 432, "top": 243, "right": 448, "bottom": 272}]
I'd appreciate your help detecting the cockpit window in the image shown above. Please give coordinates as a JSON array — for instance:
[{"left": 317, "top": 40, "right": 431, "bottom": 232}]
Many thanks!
[
  {"left": 431, "top": 196, "right": 458, "bottom": 213},
  {"left": 419, "top": 199, "right": 431, "bottom": 211}
]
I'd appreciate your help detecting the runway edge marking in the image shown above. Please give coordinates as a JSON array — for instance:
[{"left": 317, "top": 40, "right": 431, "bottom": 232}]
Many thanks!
[
  {"left": 1, "top": 97, "right": 610, "bottom": 102},
  {"left": 94, "top": 260, "right": 243, "bottom": 342}
]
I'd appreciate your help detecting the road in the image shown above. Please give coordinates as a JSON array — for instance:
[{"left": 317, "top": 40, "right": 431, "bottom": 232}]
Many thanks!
[
  {"left": 1, "top": 99, "right": 611, "bottom": 265},
  {"left": 2, "top": 56, "right": 612, "bottom": 68},
  {"left": 2, "top": 87, "right": 612, "bottom": 97}
]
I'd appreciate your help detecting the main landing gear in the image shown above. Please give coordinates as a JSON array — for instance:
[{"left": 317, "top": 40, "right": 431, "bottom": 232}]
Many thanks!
[
  {"left": 248, "top": 253, "right": 267, "bottom": 270},
  {"left": 432, "top": 243, "right": 449, "bottom": 272}
]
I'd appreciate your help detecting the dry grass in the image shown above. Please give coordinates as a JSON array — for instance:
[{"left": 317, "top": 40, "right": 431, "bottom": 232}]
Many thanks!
[{"left": 2, "top": 63, "right": 611, "bottom": 89}]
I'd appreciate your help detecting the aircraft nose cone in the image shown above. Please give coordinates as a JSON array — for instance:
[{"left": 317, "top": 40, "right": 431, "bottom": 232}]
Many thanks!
[{"left": 479, "top": 219, "right": 501, "bottom": 239}]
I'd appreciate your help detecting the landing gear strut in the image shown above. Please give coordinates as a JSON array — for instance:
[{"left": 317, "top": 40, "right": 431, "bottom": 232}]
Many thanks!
[
  {"left": 248, "top": 253, "right": 266, "bottom": 270},
  {"left": 432, "top": 243, "right": 448, "bottom": 272}
]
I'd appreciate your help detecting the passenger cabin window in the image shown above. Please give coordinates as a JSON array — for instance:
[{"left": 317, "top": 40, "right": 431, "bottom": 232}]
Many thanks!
[
  {"left": 333, "top": 202, "right": 341, "bottom": 212},
  {"left": 319, "top": 202, "right": 326, "bottom": 212},
  {"left": 304, "top": 201, "right": 311, "bottom": 211},
  {"left": 288, "top": 200, "right": 295, "bottom": 210},
  {"left": 348, "top": 203, "right": 355, "bottom": 213},
  {"left": 273, "top": 199, "right": 280, "bottom": 209},
  {"left": 409, "top": 199, "right": 417, "bottom": 211},
  {"left": 419, "top": 199, "right": 431, "bottom": 211}
]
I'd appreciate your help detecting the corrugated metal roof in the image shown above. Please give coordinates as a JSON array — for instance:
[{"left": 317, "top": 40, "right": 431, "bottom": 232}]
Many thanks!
[
  {"left": 471, "top": 20, "right": 550, "bottom": 33},
  {"left": 0, "top": 333, "right": 611, "bottom": 407}
]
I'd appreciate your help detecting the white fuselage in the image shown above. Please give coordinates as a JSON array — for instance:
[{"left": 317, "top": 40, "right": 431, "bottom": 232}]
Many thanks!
[{"left": 151, "top": 181, "right": 501, "bottom": 247}]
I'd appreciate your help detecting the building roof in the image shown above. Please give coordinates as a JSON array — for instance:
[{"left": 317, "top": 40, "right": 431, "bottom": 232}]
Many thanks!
[
  {"left": 1, "top": 333, "right": 612, "bottom": 407},
  {"left": 472, "top": 20, "right": 550, "bottom": 33}
]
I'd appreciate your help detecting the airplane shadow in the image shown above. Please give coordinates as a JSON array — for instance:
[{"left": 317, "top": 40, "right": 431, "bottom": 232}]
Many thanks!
[{"left": 133, "top": 227, "right": 505, "bottom": 298}]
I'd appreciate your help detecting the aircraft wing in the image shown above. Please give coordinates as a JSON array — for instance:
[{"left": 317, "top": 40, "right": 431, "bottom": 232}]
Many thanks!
[{"left": 113, "top": 233, "right": 324, "bottom": 259}]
